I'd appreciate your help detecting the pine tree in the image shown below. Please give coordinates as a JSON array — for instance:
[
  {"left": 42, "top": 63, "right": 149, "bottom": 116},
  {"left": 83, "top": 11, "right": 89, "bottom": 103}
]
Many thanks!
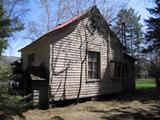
[
  {"left": 145, "top": 0, "right": 160, "bottom": 87},
  {"left": 0, "top": 3, "right": 24, "bottom": 55},
  {"left": 0, "top": 4, "right": 8, "bottom": 55},
  {"left": 145, "top": 0, "right": 160, "bottom": 53},
  {"left": 114, "top": 8, "right": 143, "bottom": 56}
]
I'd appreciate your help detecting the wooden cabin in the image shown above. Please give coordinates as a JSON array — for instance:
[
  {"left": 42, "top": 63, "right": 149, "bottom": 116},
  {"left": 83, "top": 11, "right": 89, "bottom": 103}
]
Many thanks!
[{"left": 19, "top": 6, "right": 136, "bottom": 104}]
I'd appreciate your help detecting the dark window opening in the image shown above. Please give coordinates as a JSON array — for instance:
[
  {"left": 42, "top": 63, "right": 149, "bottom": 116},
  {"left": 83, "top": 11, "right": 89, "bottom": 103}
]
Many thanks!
[
  {"left": 28, "top": 53, "right": 35, "bottom": 66},
  {"left": 86, "top": 16, "right": 98, "bottom": 34},
  {"left": 88, "top": 51, "right": 100, "bottom": 80},
  {"left": 90, "top": 17, "right": 96, "bottom": 32}
]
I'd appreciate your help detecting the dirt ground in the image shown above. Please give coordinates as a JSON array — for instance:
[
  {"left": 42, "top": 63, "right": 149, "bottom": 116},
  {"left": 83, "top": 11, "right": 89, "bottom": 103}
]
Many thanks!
[{"left": 14, "top": 88, "right": 160, "bottom": 120}]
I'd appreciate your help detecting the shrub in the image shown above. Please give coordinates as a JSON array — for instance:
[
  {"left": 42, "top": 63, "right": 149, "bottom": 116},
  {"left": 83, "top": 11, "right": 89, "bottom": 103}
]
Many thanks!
[
  {"left": 0, "top": 64, "right": 13, "bottom": 81},
  {"left": 0, "top": 85, "right": 32, "bottom": 120},
  {"left": 0, "top": 64, "right": 32, "bottom": 119}
]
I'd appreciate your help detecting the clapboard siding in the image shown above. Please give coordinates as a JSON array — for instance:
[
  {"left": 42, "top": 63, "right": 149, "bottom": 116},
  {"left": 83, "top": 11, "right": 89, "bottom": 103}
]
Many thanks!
[{"left": 49, "top": 13, "right": 123, "bottom": 101}]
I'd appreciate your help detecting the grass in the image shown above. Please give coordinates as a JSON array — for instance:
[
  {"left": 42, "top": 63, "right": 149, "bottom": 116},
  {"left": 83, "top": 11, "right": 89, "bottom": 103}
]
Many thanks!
[{"left": 136, "top": 78, "right": 156, "bottom": 89}]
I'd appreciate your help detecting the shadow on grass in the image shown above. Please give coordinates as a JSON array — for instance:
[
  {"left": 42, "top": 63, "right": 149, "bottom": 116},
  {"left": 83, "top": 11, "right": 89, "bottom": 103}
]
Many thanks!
[
  {"left": 50, "top": 97, "right": 93, "bottom": 108},
  {"left": 90, "top": 88, "right": 160, "bottom": 120},
  {"left": 91, "top": 105, "right": 160, "bottom": 120},
  {"left": 50, "top": 116, "right": 64, "bottom": 120},
  {"left": 97, "top": 88, "right": 160, "bottom": 102}
]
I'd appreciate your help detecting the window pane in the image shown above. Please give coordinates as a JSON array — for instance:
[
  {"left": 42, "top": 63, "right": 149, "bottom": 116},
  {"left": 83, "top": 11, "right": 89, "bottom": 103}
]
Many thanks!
[
  {"left": 94, "top": 71, "right": 98, "bottom": 79},
  {"left": 93, "top": 62, "right": 98, "bottom": 71},
  {"left": 88, "top": 71, "right": 93, "bottom": 79},
  {"left": 88, "top": 53, "right": 93, "bottom": 62},
  {"left": 93, "top": 54, "right": 98, "bottom": 62},
  {"left": 88, "top": 62, "right": 92, "bottom": 71}
]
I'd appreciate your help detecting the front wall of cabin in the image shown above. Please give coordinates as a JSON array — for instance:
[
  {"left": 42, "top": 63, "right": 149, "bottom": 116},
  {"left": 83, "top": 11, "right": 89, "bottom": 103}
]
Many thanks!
[{"left": 49, "top": 16, "right": 123, "bottom": 101}]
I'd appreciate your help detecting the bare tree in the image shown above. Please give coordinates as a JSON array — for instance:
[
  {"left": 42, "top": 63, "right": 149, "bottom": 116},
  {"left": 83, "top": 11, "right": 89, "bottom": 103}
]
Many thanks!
[
  {"left": 25, "top": 21, "right": 45, "bottom": 41},
  {"left": 2, "top": 0, "right": 29, "bottom": 16},
  {"left": 40, "top": 0, "right": 52, "bottom": 31},
  {"left": 25, "top": 0, "right": 130, "bottom": 41}
]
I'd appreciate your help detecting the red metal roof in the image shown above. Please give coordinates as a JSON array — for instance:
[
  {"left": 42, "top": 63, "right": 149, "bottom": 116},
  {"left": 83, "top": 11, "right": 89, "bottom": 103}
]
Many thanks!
[{"left": 46, "top": 11, "right": 87, "bottom": 34}]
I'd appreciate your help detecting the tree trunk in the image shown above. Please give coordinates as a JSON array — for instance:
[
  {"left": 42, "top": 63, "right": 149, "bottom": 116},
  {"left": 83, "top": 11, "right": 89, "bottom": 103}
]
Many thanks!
[{"left": 77, "top": 61, "right": 83, "bottom": 104}]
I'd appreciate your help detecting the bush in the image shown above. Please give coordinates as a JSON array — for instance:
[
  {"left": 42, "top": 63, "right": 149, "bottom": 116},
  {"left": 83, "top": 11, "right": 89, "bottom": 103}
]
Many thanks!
[
  {"left": 0, "top": 64, "right": 32, "bottom": 119},
  {"left": 0, "top": 64, "right": 13, "bottom": 81},
  {"left": 0, "top": 85, "right": 32, "bottom": 120},
  {"left": 148, "top": 64, "right": 160, "bottom": 87}
]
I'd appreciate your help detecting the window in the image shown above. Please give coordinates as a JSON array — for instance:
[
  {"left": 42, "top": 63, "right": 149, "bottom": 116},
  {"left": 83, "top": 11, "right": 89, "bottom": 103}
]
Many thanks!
[
  {"left": 115, "top": 63, "right": 122, "bottom": 79},
  {"left": 88, "top": 51, "right": 100, "bottom": 80},
  {"left": 28, "top": 53, "right": 35, "bottom": 66}
]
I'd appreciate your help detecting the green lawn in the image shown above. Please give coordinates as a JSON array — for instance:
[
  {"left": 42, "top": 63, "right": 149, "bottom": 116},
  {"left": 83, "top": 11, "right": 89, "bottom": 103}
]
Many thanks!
[{"left": 136, "top": 78, "right": 156, "bottom": 89}]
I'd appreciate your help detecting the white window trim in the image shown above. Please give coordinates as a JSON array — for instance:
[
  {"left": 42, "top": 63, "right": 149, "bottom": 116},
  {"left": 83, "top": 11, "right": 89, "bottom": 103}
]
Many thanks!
[{"left": 86, "top": 51, "right": 101, "bottom": 83}]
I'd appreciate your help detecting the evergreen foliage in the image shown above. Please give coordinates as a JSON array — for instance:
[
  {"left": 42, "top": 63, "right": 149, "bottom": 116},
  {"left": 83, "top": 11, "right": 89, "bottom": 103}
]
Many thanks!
[
  {"left": 114, "top": 8, "right": 143, "bottom": 56},
  {"left": 0, "top": 3, "right": 24, "bottom": 55},
  {"left": 145, "top": 0, "right": 160, "bottom": 53},
  {"left": 0, "top": 86, "right": 32, "bottom": 120},
  {"left": 0, "top": 64, "right": 13, "bottom": 81},
  {"left": 144, "top": 0, "right": 160, "bottom": 87}
]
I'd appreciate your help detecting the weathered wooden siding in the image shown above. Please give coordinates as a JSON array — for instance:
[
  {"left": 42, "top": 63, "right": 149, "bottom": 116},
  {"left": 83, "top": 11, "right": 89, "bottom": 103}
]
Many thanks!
[
  {"left": 21, "top": 38, "right": 50, "bottom": 70},
  {"left": 49, "top": 16, "right": 123, "bottom": 101}
]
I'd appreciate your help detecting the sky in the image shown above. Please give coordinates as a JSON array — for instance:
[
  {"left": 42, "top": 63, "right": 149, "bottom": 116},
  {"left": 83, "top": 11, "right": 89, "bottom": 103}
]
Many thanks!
[{"left": 3, "top": 0, "right": 154, "bottom": 57}]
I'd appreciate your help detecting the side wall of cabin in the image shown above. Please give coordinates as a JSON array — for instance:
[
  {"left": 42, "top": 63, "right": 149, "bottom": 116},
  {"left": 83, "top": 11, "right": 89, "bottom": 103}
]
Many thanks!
[
  {"left": 49, "top": 15, "right": 123, "bottom": 101},
  {"left": 21, "top": 38, "right": 50, "bottom": 70}
]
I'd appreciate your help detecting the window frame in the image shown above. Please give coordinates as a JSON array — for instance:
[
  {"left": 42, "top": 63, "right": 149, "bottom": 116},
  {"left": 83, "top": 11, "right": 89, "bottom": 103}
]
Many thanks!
[{"left": 87, "top": 51, "right": 101, "bottom": 82}]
